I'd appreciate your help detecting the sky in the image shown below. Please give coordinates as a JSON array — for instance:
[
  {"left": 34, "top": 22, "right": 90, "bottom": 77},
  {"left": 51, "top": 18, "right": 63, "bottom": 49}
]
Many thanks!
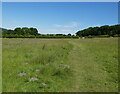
[
  {"left": 2, "top": 2, "right": 118, "bottom": 34},
  {"left": 1, "top": 0, "right": 120, "bottom": 2}
]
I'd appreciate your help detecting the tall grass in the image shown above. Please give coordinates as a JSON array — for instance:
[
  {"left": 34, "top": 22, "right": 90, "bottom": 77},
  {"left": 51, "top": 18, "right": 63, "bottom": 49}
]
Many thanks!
[
  {"left": 2, "top": 39, "right": 73, "bottom": 92},
  {"left": 2, "top": 38, "right": 118, "bottom": 92}
]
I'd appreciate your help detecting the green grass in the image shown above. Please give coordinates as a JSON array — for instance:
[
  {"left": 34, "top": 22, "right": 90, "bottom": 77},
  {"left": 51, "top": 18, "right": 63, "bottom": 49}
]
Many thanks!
[{"left": 2, "top": 38, "right": 118, "bottom": 92}]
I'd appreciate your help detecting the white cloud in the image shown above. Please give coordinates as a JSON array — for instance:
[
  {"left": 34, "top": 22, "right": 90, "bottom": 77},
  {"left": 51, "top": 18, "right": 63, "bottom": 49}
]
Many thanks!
[
  {"left": 60, "top": 29, "right": 74, "bottom": 32},
  {"left": 54, "top": 22, "right": 79, "bottom": 28},
  {"left": 54, "top": 24, "right": 62, "bottom": 27},
  {"left": 64, "top": 22, "right": 78, "bottom": 27},
  {"left": 41, "top": 29, "right": 75, "bottom": 34}
]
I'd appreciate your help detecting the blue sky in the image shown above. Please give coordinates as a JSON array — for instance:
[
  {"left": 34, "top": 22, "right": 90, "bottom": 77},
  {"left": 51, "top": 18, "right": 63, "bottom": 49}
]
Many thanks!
[
  {"left": 2, "top": 2, "right": 118, "bottom": 34},
  {"left": 1, "top": 0, "right": 120, "bottom": 2}
]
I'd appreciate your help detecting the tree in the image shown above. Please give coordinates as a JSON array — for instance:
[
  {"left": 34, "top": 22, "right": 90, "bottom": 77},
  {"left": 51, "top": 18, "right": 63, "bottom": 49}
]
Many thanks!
[
  {"left": 76, "top": 24, "right": 120, "bottom": 37},
  {"left": 22, "top": 27, "right": 30, "bottom": 35},
  {"left": 14, "top": 27, "right": 22, "bottom": 35},
  {"left": 30, "top": 28, "right": 38, "bottom": 35},
  {"left": 108, "top": 31, "right": 115, "bottom": 37},
  {"left": 68, "top": 33, "right": 71, "bottom": 36}
]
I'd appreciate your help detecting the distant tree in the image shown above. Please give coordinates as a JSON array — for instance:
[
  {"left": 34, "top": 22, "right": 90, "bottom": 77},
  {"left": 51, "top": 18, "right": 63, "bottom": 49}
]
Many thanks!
[
  {"left": 30, "top": 28, "right": 38, "bottom": 35},
  {"left": 14, "top": 27, "right": 22, "bottom": 35},
  {"left": 2, "top": 24, "right": 120, "bottom": 38},
  {"left": 22, "top": 27, "right": 30, "bottom": 35},
  {"left": 7, "top": 30, "right": 14, "bottom": 34},
  {"left": 76, "top": 24, "right": 120, "bottom": 37},
  {"left": 68, "top": 33, "right": 71, "bottom": 36},
  {"left": 108, "top": 31, "right": 115, "bottom": 37},
  {"left": 56, "top": 34, "right": 64, "bottom": 36}
]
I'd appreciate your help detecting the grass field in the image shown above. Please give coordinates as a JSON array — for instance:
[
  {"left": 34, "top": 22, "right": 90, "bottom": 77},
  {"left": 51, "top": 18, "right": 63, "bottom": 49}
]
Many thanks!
[{"left": 2, "top": 38, "right": 118, "bottom": 92}]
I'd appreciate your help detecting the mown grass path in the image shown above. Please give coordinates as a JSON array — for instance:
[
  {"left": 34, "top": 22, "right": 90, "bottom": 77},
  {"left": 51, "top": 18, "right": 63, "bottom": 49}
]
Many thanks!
[{"left": 67, "top": 38, "right": 118, "bottom": 92}]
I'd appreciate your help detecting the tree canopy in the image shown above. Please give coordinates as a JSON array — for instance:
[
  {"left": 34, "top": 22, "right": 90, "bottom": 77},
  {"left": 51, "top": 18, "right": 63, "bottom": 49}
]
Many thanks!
[
  {"left": 2, "top": 27, "right": 78, "bottom": 38},
  {"left": 76, "top": 24, "right": 120, "bottom": 37},
  {"left": 1, "top": 24, "right": 120, "bottom": 38},
  {"left": 3, "top": 27, "right": 39, "bottom": 36}
]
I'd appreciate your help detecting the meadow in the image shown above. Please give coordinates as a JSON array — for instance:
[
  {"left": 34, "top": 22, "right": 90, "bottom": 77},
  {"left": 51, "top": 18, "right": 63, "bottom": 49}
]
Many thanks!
[{"left": 2, "top": 38, "right": 118, "bottom": 92}]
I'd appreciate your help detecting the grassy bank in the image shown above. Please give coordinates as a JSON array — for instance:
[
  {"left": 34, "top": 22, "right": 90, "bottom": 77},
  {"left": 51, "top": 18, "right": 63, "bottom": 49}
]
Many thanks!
[{"left": 2, "top": 38, "right": 118, "bottom": 92}]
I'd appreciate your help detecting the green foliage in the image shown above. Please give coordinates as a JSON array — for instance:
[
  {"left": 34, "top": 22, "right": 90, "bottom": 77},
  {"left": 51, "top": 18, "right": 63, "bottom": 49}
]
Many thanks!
[
  {"left": 76, "top": 24, "right": 120, "bottom": 37},
  {"left": 2, "top": 27, "right": 39, "bottom": 38},
  {"left": 87, "top": 35, "right": 93, "bottom": 38},
  {"left": 2, "top": 27, "right": 79, "bottom": 38},
  {"left": 2, "top": 24, "right": 120, "bottom": 38}
]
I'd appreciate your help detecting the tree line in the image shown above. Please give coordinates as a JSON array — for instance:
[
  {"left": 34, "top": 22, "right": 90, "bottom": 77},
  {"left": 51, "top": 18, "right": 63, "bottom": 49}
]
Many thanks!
[
  {"left": 2, "top": 27, "right": 38, "bottom": 36},
  {"left": 2, "top": 27, "right": 79, "bottom": 38},
  {"left": 76, "top": 24, "right": 120, "bottom": 37},
  {"left": 1, "top": 24, "right": 120, "bottom": 38}
]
